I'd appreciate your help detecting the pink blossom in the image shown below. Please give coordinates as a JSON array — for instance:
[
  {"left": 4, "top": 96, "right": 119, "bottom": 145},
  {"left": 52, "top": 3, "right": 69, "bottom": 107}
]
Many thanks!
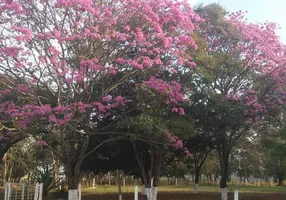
[
  {"left": 166, "top": 131, "right": 184, "bottom": 150},
  {"left": 153, "top": 24, "right": 162, "bottom": 33},
  {"left": 48, "top": 115, "right": 57, "bottom": 122},
  {"left": 1, "top": 47, "right": 21, "bottom": 58},
  {"left": 17, "top": 84, "right": 29, "bottom": 93},
  {"left": 53, "top": 30, "right": 61, "bottom": 39},
  {"left": 124, "top": 26, "right": 130, "bottom": 31},
  {"left": 135, "top": 31, "right": 144, "bottom": 42},
  {"left": 102, "top": 95, "right": 112, "bottom": 102},
  {"left": 153, "top": 57, "right": 162, "bottom": 65},
  {"left": 0, "top": 89, "right": 12, "bottom": 96},
  {"left": 169, "top": 68, "right": 177, "bottom": 73},
  {"left": 172, "top": 108, "right": 178, "bottom": 113},
  {"left": 116, "top": 58, "right": 127, "bottom": 64},
  {"left": 37, "top": 33, "right": 45, "bottom": 40},
  {"left": 57, "top": 119, "right": 66, "bottom": 126},
  {"left": 114, "top": 96, "right": 124, "bottom": 103},
  {"left": 178, "top": 108, "right": 185, "bottom": 115},
  {"left": 64, "top": 113, "right": 72, "bottom": 122},
  {"left": 35, "top": 140, "right": 48, "bottom": 146}
]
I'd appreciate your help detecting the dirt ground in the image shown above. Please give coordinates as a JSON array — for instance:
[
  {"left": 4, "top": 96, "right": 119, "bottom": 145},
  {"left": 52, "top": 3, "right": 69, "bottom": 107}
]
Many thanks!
[{"left": 81, "top": 192, "right": 286, "bottom": 200}]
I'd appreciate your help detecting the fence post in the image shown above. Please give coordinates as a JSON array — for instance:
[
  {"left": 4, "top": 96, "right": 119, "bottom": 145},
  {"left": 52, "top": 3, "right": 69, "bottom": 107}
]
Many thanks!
[
  {"left": 38, "top": 183, "right": 43, "bottom": 200},
  {"left": 59, "top": 179, "right": 62, "bottom": 190},
  {"left": 92, "top": 178, "right": 95, "bottom": 188},
  {"left": 134, "top": 186, "right": 138, "bottom": 200}
]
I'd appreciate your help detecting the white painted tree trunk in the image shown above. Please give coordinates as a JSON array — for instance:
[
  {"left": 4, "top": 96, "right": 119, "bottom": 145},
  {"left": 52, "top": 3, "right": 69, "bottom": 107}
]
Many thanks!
[
  {"left": 78, "top": 184, "right": 81, "bottom": 200},
  {"left": 142, "top": 185, "right": 146, "bottom": 195},
  {"left": 68, "top": 189, "right": 79, "bottom": 200},
  {"left": 234, "top": 190, "right": 238, "bottom": 200},
  {"left": 146, "top": 188, "right": 152, "bottom": 200},
  {"left": 145, "top": 187, "right": 158, "bottom": 200},
  {"left": 39, "top": 183, "right": 43, "bottom": 200},
  {"left": 134, "top": 186, "right": 138, "bottom": 200},
  {"left": 193, "top": 184, "right": 199, "bottom": 194},
  {"left": 221, "top": 188, "right": 228, "bottom": 200},
  {"left": 152, "top": 187, "right": 158, "bottom": 200},
  {"left": 119, "top": 194, "right": 122, "bottom": 200}
]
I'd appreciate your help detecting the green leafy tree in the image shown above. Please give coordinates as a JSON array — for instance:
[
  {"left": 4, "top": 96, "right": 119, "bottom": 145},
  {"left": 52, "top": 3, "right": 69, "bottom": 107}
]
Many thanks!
[
  {"left": 184, "top": 4, "right": 285, "bottom": 200},
  {"left": 263, "top": 126, "right": 286, "bottom": 186}
]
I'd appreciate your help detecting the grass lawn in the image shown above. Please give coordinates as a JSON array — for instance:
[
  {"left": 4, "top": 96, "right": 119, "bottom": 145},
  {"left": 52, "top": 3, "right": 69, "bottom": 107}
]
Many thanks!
[
  {"left": 1, "top": 182, "right": 284, "bottom": 200},
  {"left": 81, "top": 184, "right": 286, "bottom": 194},
  {"left": 77, "top": 183, "right": 286, "bottom": 200}
]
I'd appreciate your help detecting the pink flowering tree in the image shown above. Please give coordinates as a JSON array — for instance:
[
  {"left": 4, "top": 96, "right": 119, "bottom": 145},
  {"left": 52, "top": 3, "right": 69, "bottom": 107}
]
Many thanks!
[
  {"left": 0, "top": 74, "right": 27, "bottom": 160},
  {"left": 191, "top": 4, "right": 286, "bottom": 200},
  {"left": 0, "top": 0, "right": 200, "bottom": 199}
]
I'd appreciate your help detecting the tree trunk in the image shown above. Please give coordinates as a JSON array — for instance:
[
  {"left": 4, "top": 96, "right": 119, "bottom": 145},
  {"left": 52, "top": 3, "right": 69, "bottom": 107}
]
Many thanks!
[
  {"left": 8, "top": 163, "right": 13, "bottom": 183},
  {"left": 221, "top": 188, "right": 228, "bottom": 200},
  {"left": 117, "top": 171, "right": 122, "bottom": 200},
  {"left": 217, "top": 128, "right": 230, "bottom": 200},
  {"left": 151, "top": 154, "right": 161, "bottom": 200},
  {"left": 193, "top": 168, "right": 200, "bottom": 194},
  {"left": 143, "top": 151, "right": 161, "bottom": 200},
  {"left": 4, "top": 154, "right": 8, "bottom": 183},
  {"left": 277, "top": 173, "right": 283, "bottom": 186},
  {"left": 142, "top": 185, "right": 147, "bottom": 200},
  {"left": 66, "top": 165, "right": 81, "bottom": 200},
  {"left": 219, "top": 158, "right": 229, "bottom": 200},
  {"left": 52, "top": 153, "right": 60, "bottom": 181},
  {"left": 118, "top": 185, "right": 122, "bottom": 200},
  {"left": 132, "top": 142, "right": 163, "bottom": 200}
]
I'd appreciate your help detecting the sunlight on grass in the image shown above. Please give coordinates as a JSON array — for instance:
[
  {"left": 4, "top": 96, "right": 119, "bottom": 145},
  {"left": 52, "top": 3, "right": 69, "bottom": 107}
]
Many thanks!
[{"left": 81, "top": 183, "right": 286, "bottom": 195}]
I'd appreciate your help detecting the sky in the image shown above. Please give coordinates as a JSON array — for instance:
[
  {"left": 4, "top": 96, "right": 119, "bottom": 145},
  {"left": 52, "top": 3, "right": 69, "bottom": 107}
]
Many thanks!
[{"left": 190, "top": 0, "right": 286, "bottom": 44}]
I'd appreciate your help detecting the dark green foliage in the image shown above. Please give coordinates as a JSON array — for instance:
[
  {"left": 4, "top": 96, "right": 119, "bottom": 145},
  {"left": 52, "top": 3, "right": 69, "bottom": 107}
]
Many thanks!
[
  {"left": 33, "top": 167, "right": 61, "bottom": 196},
  {"left": 50, "top": 188, "right": 68, "bottom": 199}
]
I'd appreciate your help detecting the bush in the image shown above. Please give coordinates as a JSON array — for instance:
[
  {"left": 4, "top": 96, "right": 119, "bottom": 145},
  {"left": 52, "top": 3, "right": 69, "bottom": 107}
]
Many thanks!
[{"left": 33, "top": 167, "right": 62, "bottom": 196}]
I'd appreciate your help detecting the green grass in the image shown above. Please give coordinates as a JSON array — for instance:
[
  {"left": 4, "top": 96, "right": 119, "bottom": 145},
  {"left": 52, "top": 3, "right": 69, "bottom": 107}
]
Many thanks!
[{"left": 81, "top": 183, "right": 286, "bottom": 195}]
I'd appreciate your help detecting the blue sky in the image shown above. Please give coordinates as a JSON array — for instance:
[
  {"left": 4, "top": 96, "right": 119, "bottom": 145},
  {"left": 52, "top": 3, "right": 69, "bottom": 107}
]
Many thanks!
[{"left": 190, "top": 0, "right": 286, "bottom": 44}]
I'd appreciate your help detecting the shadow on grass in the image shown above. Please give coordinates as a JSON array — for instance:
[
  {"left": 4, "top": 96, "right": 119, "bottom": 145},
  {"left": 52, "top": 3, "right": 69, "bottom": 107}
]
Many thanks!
[{"left": 81, "top": 191, "right": 286, "bottom": 200}]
